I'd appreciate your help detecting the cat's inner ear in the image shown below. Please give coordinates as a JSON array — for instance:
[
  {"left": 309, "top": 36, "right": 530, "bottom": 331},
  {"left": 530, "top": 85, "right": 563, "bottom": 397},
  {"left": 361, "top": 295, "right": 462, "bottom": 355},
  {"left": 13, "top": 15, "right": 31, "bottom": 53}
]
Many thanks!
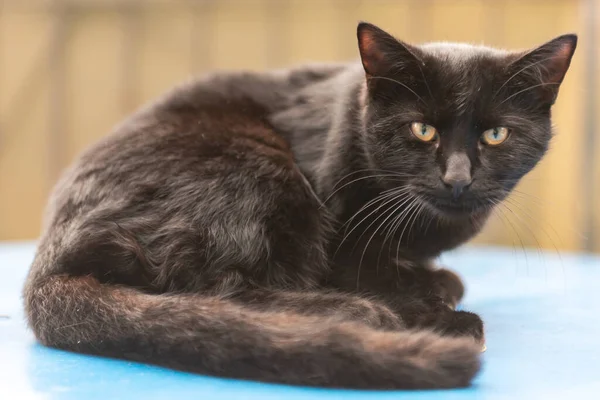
[
  {"left": 357, "top": 22, "right": 420, "bottom": 77},
  {"left": 509, "top": 34, "right": 577, "bottom": 104}
]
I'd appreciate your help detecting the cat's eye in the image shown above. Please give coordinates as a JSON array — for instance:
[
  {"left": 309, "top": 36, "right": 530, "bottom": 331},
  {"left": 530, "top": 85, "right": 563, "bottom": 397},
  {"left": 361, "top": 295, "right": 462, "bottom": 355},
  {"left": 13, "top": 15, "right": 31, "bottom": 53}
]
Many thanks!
[
  {"left": 481, "top": 127, "right": 510, "bottom": 146},
  {"left": 410, "top": 122, "right": 438, "bottom": 142}
]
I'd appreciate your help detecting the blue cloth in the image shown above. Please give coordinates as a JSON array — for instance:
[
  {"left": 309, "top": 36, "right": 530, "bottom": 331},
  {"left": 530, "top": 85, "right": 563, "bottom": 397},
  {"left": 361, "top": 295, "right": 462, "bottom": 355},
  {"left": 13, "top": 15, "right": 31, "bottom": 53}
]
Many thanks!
[{"left": 1, "top": 242, "right": 598, "bottom": 399}]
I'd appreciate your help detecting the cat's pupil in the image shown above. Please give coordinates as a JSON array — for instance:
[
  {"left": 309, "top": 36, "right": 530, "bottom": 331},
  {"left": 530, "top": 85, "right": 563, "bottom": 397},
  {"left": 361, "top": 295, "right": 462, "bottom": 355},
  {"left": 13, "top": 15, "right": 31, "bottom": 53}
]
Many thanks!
[
  {"left": 493, "top": 128, "right": 499, "bottom": 138},
  {"left": 421, "top": 125, "right": 427, "bottom": 135}
]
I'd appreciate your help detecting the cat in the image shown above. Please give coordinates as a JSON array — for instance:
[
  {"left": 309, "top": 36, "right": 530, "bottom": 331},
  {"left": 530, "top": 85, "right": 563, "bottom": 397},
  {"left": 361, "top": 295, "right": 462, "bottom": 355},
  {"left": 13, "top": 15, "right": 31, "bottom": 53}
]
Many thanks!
[{"left": 23, "top": 22, "right": 576, "bottom": 389}]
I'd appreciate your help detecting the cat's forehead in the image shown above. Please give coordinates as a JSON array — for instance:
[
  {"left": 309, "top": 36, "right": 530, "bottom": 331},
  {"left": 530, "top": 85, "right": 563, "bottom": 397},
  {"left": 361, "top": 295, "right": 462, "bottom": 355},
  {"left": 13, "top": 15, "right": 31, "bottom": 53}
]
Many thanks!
[
  {"left": 418, "top": 42, "right": 512, "bottom": 66},
  {"left": 411, "top": 43, "right": 517, "bottom": 118}
]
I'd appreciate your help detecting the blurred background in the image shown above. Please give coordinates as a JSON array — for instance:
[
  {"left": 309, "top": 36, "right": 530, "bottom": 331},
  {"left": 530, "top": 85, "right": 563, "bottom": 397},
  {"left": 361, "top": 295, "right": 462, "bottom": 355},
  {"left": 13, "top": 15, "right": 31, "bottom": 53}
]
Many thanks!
[{"left": 0, "top": 0, "right": 597, "bottom": 254}]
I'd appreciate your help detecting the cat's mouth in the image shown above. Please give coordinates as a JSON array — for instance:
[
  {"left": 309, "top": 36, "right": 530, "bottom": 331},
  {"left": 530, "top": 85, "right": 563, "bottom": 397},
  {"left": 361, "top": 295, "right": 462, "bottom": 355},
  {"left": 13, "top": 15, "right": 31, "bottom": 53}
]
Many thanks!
[
  {"left": 433, "top": 202, "right": 480, "bottom": 216},
  {"left": 418, "top": 193, "right": 492, "bottom": 218}
]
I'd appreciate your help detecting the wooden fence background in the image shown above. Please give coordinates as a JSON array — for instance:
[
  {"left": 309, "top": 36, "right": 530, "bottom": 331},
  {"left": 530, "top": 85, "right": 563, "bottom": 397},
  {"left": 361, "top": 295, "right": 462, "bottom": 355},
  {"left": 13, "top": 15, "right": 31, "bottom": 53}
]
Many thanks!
[{"left": 0, "top": 0, "right": 598, "bottom": 253}]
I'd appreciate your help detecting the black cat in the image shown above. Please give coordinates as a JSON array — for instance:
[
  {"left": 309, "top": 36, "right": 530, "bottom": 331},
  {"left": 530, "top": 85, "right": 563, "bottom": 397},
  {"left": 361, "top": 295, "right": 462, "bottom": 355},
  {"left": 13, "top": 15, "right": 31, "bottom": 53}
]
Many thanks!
[{"left": 23, "top": 22, "right": 576, "bottom": 389}]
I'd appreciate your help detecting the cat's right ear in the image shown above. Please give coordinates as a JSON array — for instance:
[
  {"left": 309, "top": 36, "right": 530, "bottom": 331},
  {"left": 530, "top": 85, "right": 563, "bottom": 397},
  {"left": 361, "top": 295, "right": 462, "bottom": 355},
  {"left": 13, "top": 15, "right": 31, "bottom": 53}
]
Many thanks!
[
  {"left": 508, "top": 34, "right": 577, "bottom": 105},
  {"left": 357, "top": 22, "right": 420, "bottom": 77}
]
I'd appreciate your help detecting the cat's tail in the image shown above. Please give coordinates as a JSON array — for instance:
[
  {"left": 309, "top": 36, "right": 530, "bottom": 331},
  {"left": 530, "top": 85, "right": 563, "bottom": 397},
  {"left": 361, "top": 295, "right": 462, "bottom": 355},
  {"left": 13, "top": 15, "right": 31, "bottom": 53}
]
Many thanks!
[{"left": 24, "top": 274, "right": 481, "bottom": 390}]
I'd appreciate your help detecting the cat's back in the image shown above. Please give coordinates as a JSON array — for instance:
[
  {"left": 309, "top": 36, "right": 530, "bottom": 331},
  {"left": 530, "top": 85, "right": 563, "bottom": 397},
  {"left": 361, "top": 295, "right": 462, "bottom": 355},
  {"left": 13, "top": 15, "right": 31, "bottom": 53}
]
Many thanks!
[
  {"left": 42, "top": 63, "right": 349, "bottom": 237},
  {"left": 30, "top": 63, "right": 344, "bottom": 290},
  {"left": 76, "top": 63, "right": 349, "bottom": 165}
]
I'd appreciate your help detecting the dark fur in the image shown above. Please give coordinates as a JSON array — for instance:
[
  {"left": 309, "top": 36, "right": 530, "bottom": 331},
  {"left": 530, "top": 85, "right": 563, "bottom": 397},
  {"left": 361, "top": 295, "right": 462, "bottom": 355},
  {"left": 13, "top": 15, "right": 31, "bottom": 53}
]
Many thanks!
[{"left": 23, "top": 23, "right": 576, "bottom": 389}]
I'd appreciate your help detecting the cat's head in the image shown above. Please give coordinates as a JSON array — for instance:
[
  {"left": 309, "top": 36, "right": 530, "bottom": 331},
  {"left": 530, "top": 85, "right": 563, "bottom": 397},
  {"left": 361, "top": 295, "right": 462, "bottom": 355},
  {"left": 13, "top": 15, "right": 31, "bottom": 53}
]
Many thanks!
[{"left": 357, "top": 22, "right": 576, "bottom": 219}]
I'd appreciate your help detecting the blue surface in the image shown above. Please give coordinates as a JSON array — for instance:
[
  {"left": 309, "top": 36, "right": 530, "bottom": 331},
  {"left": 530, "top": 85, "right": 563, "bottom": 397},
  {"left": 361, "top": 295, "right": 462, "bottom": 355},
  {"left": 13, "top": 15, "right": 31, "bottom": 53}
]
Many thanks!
[{"left": 1, "top": 242, "right": 599, "bottom": 399}]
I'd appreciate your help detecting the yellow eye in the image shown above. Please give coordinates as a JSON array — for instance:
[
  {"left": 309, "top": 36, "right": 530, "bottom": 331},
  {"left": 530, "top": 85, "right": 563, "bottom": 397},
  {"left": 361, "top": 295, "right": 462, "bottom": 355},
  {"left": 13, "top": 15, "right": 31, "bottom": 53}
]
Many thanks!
[
  {"left": 410, "top": 122, "right": 438, "bottom": 142},
  {"left": 481, "top": 127, "right": 510, "bottom": 146}
]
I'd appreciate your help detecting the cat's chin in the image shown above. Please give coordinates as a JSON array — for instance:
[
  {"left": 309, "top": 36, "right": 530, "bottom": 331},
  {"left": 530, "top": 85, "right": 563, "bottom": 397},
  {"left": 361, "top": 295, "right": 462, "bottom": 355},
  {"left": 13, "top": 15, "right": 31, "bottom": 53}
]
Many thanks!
[{"left": 421, "top": 199, "right": 489, "bottom": 221}]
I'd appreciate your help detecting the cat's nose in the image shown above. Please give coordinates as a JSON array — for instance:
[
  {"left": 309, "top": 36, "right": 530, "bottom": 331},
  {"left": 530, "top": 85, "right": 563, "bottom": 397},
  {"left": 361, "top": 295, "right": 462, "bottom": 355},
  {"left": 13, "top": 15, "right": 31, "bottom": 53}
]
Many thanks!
[
  {"left": 443, "top": 176, "right": 471, "bottom": 199},
  {"left": 442, "top": 153, "right": 472, "bottom": 200}
]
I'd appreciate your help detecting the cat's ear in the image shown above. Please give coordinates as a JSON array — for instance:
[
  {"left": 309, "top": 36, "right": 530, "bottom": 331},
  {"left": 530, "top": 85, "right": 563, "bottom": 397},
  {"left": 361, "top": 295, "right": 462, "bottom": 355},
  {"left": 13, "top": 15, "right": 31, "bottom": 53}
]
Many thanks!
[
  {"left": 357, "top": 22, "right": 421, "bottom": 77},
  {"left": 509, "top": 34, "right": 577, "bottom": 104}
]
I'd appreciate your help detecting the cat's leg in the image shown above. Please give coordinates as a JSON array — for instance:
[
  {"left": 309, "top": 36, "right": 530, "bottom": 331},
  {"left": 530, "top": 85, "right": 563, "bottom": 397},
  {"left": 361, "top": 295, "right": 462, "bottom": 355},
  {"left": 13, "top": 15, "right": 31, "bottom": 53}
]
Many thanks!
[
  {"left": 386, "top": 263, "right": 484, "bottom": 342},
  {"left": 428, "top": 310, "right": 484, "bottom": 342},
  {"left": 328, "top": 254, "right": 483, "bottom": 341},
  {"left": 386, "top": 294, "right": 485, "bottom": 342},
  {"left": 386, "top": 261, "right": 466, "bottom": 308},
  {"left": 425, "top": 267, "right": 465, "bottom": 310}
]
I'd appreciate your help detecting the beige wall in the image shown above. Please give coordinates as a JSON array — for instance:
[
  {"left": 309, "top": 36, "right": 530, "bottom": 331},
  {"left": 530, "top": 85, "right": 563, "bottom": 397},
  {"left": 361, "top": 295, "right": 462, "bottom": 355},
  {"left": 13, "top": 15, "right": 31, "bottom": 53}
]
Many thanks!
[{"left": 0, "top": 0, "right": 594, "bottom": 252}]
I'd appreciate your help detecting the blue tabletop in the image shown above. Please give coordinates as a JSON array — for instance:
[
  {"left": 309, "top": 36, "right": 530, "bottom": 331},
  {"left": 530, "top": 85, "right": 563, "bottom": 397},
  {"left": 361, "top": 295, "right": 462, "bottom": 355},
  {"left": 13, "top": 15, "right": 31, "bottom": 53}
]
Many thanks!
[{"left": 1, "top": 242, "right": 599, "bottom": 399}]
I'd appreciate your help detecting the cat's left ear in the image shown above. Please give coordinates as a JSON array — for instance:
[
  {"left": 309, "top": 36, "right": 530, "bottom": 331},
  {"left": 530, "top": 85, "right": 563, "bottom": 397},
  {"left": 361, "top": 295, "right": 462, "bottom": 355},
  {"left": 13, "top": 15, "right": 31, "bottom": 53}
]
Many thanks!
[
  {"left": 509, "top": 34, "right": 577, "bottom": 105},
  {"left": 357, "top": 22, "right": 421, "bottom": 77}
]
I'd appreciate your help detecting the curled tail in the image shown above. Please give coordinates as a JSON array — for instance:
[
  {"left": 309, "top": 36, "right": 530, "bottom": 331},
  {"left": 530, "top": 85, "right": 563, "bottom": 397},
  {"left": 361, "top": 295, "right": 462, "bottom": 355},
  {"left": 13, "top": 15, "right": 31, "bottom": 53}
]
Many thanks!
[{"left": 24, "top": 275, "right": 480, "bottom": 389}]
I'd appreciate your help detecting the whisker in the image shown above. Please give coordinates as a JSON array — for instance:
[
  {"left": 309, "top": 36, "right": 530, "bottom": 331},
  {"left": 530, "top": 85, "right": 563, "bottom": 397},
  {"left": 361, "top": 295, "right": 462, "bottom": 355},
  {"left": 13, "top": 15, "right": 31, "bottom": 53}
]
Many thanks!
[
  {"left": 357, "top": 192, "right": 412, "bottom": 288},
  {"left": 505, "top": 196, "right": 569, "bottom": 293},
  {"left": 390, "top": 198, "right": 426, "bottom": 266},
  {"left": 489, "top": 201, "right": 520, "bottom": 273},
  {"left": 420, "top": 203, "right": 437, "bottom": 238},
  {"left": 503, "top": 197, "right": 566, "bottom": 273},
  {"left": 498, "top": 82, "right": 560, "bottom": 106},
  {"left": 367, "top": 76, "right": 426, "bottom": 104},
  {"left": 492, "top": 56, "right": 561, "bottom": 100},
  {"left": 508, "top": 189, "right": 544, "bottom": 207},
  {"left": 321, "top": 174, "right": 407, "bottom": 206},
  {"left": 406, "top": 199, "right": 427, "bottom": 245},
  {"left": 386, "top": 197, "right": 418, "bottom": 244},
  {"left": 385, "top": 196, "right": 420, "bottom": 262},
  {"left": 349, "top": 191, "right": 413, "bottom": 252},
  {"left": 330, "top": 168, "right": 416, "bottom": 185},
  {"left": 395, "top": 198, "right": 422, "bottom": 262},
  {"left": 351, "top": 191, "right": 412, "bottom": 289},
  {"left": 413, "top": 59, "right": 434, "bottom": 100},
  {"left": 494, "top": 201, "right": 530, "bottom": 273},
  {"left": 502, "top": 201, "right": 544, "bottom": 262},
  {"left": 372, "top": 193, "right": 416, "bottom": 274},
  {"left": 342, "top": 187, "right": 410, "bottom": 230},
  {"left": 380, "top": 193, "right": 418, "bottom": 241},
  {"left": 397, "top": 199, "right": 424, "bottom": 247},
  {"left": 335, "top": 188, "right": 411, "bottom": 255}
]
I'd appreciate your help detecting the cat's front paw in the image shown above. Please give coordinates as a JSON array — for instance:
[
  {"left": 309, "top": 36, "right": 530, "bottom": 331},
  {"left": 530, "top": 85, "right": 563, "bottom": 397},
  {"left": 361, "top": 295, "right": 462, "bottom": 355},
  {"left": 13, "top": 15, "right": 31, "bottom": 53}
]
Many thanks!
[
  {"left": 436, "top": 310, "right": 484, "bottom": 343},
  {"left": 398, "top": 264, "right": 465, "bottom": 309},
  {"left": 429, "top": 268, "right": 465, "bottom": 309}
]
